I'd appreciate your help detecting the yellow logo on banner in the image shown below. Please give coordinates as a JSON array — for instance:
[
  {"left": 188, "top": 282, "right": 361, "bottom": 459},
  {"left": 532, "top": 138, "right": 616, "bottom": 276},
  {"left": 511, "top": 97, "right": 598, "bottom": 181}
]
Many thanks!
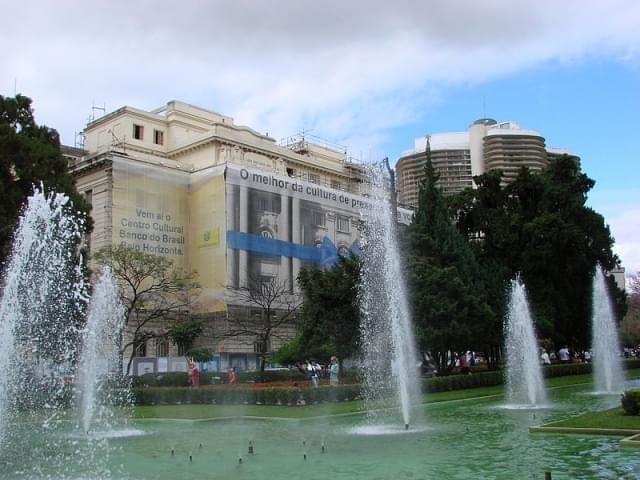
[{"left": 198, "top": 226, "right": 220, "bottom": 248}]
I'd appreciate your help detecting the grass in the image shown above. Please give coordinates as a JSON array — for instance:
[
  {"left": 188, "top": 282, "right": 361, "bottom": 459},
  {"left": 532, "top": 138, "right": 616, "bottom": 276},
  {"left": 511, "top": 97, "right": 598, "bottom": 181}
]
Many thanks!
[
  {"left": 543, "top": 407, "right": 640, "bottom": 431},
  {"left": 134, "top": 368, "right": 640, "bottom": 420}
]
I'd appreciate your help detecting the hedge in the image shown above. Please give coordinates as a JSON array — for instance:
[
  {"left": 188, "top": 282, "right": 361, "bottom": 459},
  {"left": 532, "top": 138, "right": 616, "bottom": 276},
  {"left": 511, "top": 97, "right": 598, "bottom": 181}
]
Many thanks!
[
  {"left": 131, "top": 359, "right": 640, "bottom": 406},
  {"left": 131, "top": 368, "right": 363, "bottom": 388},
  {"left": 132, "top": 384, "right": 361, "bottom": 406},
  {"left": 621, "top": 388, "right": 640, "bottom": 415}
]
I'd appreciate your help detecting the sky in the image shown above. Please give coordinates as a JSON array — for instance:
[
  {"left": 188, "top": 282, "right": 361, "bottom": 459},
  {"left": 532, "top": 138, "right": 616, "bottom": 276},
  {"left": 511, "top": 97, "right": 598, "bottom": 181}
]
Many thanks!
[{"left": 1, "top": 0, "right": 639, "bottom": 276}]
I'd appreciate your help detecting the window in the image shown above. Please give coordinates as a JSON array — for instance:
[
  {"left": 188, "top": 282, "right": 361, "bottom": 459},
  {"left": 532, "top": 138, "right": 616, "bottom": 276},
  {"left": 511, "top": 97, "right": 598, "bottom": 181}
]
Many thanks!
[
  {"left": 286, "top": 167, "right": 296, "bottom": 177},
  {"left": 155, "top": 339, "right": 169, "bottom": 357},
  {"left": 153, "top": 129, "right": 164, "bottom": 145},
  {"left": 331, "top": 180, "right": 341, "bottom": 190},
  {"left": 308, "top": 173, "right": 320, "bottom": 184},
  {"left": 254, "top": 341, "right": 266, "bottom": 353},
  {"left": 312, "top": 210, "right": 325, "bottom": 227},
  {"left": 337, "top": 246, "right": 350, "bottom": 257},
  {"left": 337, "top": 216, "right": 350, "bottom": 233},
  {"left": 133, "top": 124, "right": 144, "bottom": 140},
  {"left": 259, "top": 228, "right": 273, "bottom": 239},
  {"left": 259, "top": 197, "right": 273, "bottom": 212},
  {"left": 178, "top": 343, "right": 189, "bottom": 356},
  {"left": 134, "top": 341, "right": 147, "bottom": 357}
]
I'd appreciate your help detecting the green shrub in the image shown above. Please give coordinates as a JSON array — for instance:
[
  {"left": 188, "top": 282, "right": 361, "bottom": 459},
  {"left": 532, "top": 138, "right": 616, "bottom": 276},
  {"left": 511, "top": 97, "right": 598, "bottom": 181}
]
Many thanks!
[
  {"left": 621, "top": 389, "right": 640, "bottom": 415},
  {"left": 423, "top": 371, "right": 503, "bottom": 393},
  {"left": 132, "top": 383, "right": 362, "bottom": 406},
  {"left": 131, "top": 360, "right": 640, "bottom": 406}
]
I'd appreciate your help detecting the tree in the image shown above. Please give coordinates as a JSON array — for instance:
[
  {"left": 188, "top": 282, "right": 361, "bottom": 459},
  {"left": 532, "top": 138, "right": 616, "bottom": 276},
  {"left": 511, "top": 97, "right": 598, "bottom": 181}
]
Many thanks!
[
  {"left": 407, "top": 156, "right": 494, "bottom": 374},
  {"left": 93, "top": 245, "right": 199, "bottom": 375},
  {"left": 0, "top": 94, "right": 91, "bottom": 260},
  {"left": 224, "top": 275, "right": 302, "bottom": 372},
  {"left": 293, "top": 254, "right": 362, "bottom": 365},
  {"left": 167, "top": 319, "right": 203, "bottom": 355},
  {"left": 621, "top": 274, "right": 640, "bottom": 346},
  {"left": 450, "top": 155, "right": 624, "bottom": 349}
]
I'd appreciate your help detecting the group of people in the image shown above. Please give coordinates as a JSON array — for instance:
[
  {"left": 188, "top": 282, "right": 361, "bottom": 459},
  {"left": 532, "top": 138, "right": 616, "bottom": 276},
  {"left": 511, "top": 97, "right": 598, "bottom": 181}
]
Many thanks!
[
  {"left": 540, "top": 347, "right": 592, "bottom": 365},
  {"left": 296, "top": 357, "right": 340, "bottom": 387},
  {"left": 456, "top": 351, "right": 476, "bottom": 375},
  {"left": 187, "top": 357, "right": 341, "bottom": 387}
]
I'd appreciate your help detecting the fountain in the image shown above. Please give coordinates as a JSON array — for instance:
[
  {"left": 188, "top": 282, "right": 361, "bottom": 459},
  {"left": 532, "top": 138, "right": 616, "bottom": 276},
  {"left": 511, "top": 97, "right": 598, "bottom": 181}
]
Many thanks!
[
  {"left": 0, "top": 188, "right": 87, "bottom": 445},
  {"left": 504, "top": 277, "right": 547, "bottom": 407},
  {"left": 0, "top": 189, "right": 137, "bottom": 478},
  {"left": 358, "top": 165, "right": 420, "bottom": 430},
  {"left": 591, "top": 265, "right": 624, "bottom": 394},
  {"left": 76, "top": 266, "right": 128, "bottom": 435}
]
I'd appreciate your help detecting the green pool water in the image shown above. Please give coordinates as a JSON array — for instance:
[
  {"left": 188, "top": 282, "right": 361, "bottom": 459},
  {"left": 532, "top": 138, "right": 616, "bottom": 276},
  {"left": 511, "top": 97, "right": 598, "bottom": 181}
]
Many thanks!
[{"left": 3, "top": 380, "right": 640, "bottom": 479}]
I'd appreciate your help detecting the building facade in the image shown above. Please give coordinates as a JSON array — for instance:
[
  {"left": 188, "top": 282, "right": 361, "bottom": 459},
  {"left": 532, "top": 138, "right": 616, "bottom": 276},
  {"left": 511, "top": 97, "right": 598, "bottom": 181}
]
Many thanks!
[
  {"left": 396, "top": 118, "right": 577, "bottom": 208},
  {"left": 68, "top": 100, "right": 410, "bottom": 374}
]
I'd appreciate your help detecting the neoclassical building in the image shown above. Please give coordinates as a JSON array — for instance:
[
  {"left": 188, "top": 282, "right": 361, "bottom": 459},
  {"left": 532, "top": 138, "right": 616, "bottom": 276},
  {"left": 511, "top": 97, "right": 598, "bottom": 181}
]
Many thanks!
[{"left": 66, "top": 100, "right": 409, "bottom": 374}]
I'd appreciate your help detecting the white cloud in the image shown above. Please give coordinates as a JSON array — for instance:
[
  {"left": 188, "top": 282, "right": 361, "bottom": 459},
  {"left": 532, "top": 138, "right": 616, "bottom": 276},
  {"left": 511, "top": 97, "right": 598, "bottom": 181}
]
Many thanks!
[
  {"left": 589, "top": 189, "right": 640, "bottom": 277},
  {"left": 607, "top": 207, "right": 640, "bottom": 277},
  {"left": 1, "top": 0, "right": 639, "bottom": 153}
]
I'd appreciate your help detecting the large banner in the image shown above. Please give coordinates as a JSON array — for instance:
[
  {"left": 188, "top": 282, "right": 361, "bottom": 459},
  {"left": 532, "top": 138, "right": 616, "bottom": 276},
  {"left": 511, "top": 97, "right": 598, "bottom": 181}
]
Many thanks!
[
  {"left": 112, "top": 158, "right": 190, "bottom": 267},
  {"left": 111, "top": 159, "right": 227, "bottom": 312},
  {"left": 187, "top": 165, "right": 227, "bottom": 311}
]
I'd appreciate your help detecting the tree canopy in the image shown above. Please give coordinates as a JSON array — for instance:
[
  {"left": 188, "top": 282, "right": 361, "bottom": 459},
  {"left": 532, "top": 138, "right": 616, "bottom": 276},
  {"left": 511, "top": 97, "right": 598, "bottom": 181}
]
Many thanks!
[
  {"left": 0, "top": 94, "right": 91, "bottom": 260},
  {"left": 293, "top": 254, "right": 362, "bottom": 365},
  {"left": 450, "top": 155, "right": 624, "bottom": 349},
  {"left": 406, "top": 157, "right": 495, "bottom": 373},
  {"left": 224, "top": 274, "right": 302, "bottom": 372},
  {"left": 93, "top": 244, "right": 199, "bottom": 375}
]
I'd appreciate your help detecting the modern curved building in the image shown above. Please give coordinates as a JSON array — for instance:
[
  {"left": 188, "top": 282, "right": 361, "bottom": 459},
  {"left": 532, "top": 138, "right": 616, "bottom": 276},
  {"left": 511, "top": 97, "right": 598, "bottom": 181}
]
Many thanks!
[
  {"left": 396, "top": 119, "right": 576, "bottom": 208},
  {"left": 396, "top": 132, "right": 471, "bottom": 207},
  {"left": 483, "top": 124, "right": 548, "bottom": 185}
]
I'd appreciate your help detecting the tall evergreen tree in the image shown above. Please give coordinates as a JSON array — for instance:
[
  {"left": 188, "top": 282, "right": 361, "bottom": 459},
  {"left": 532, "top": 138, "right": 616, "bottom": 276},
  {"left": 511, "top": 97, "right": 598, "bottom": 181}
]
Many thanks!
[
  {"left": 407, "top": 147, "right": 494, "bottom": 374},
  {"left": 451, "top": 155, "right": 624, "bottom": 349}
]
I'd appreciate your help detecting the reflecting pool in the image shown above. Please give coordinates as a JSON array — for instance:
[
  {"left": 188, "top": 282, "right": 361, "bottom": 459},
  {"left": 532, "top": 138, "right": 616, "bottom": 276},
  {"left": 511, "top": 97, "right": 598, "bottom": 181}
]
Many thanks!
[{"left": 2, "top": 380, "right": 639, "bottom": 479}]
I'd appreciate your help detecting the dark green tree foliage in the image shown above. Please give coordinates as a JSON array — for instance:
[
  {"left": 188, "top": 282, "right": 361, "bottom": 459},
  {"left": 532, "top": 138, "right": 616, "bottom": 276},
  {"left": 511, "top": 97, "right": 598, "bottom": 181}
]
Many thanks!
[
  {"left": 294, "top": 254, "right": 362, "bottom": 364},
  {"left": 167, "top": 319, "right": 203, "bottom": 354},
  {"left": 0, "top": 94, "right": 91, "bottom": 260},
  {"left": 408, "top": 157, "right": 493, "bottom": 374},
  {"left": 452, "top": 155, "right": 624, "bottom": 349}
]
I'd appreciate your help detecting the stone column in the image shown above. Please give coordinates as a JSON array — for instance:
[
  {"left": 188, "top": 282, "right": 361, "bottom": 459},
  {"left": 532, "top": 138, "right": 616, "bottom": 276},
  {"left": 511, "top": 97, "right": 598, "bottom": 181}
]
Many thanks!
[
  {"left": 291, "top": 196, "right": 301, "bottom": 291},
  {"left": 280, "top": 194, "right": 291, "bottom": 292},
  {"left": 238, "top": 185, "right": 249, "bottom": 287},
  {"left": 226, "top": 184, "right": 237, "bottom": 288}
]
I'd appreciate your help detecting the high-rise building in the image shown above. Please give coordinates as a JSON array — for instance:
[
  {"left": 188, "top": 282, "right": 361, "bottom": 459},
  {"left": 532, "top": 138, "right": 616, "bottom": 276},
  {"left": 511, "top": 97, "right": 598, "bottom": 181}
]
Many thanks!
[{"left": 396, "top": 118, "right": 576, "bottom": 208}]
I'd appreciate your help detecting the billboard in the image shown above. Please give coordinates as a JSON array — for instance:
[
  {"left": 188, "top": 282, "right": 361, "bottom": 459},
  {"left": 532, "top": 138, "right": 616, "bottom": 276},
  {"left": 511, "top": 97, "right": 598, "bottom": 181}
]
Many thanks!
[{"left": 111, "top": 158, "right": 227, "bottom": 312}]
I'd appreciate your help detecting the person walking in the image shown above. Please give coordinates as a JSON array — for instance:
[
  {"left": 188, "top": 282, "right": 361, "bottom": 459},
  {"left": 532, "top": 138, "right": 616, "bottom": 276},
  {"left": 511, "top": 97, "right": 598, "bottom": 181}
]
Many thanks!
[
  {"left": 188, "top": 358, "right": 200, "bottom": 387},
  {"left": 228, "top": 367, "right": 237, "bottom": 384},
  {"left": 558, "top": 346, "right": 571, "bottom": 363},
  {"left": 459, "top": 352, "right": 470, "bottom": 375},
  {"left": 329, "top": 356, "right": 339, "bottom": 385},
  {"left": 540, "top": 349, "right": 551, "bottom": 365}
]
